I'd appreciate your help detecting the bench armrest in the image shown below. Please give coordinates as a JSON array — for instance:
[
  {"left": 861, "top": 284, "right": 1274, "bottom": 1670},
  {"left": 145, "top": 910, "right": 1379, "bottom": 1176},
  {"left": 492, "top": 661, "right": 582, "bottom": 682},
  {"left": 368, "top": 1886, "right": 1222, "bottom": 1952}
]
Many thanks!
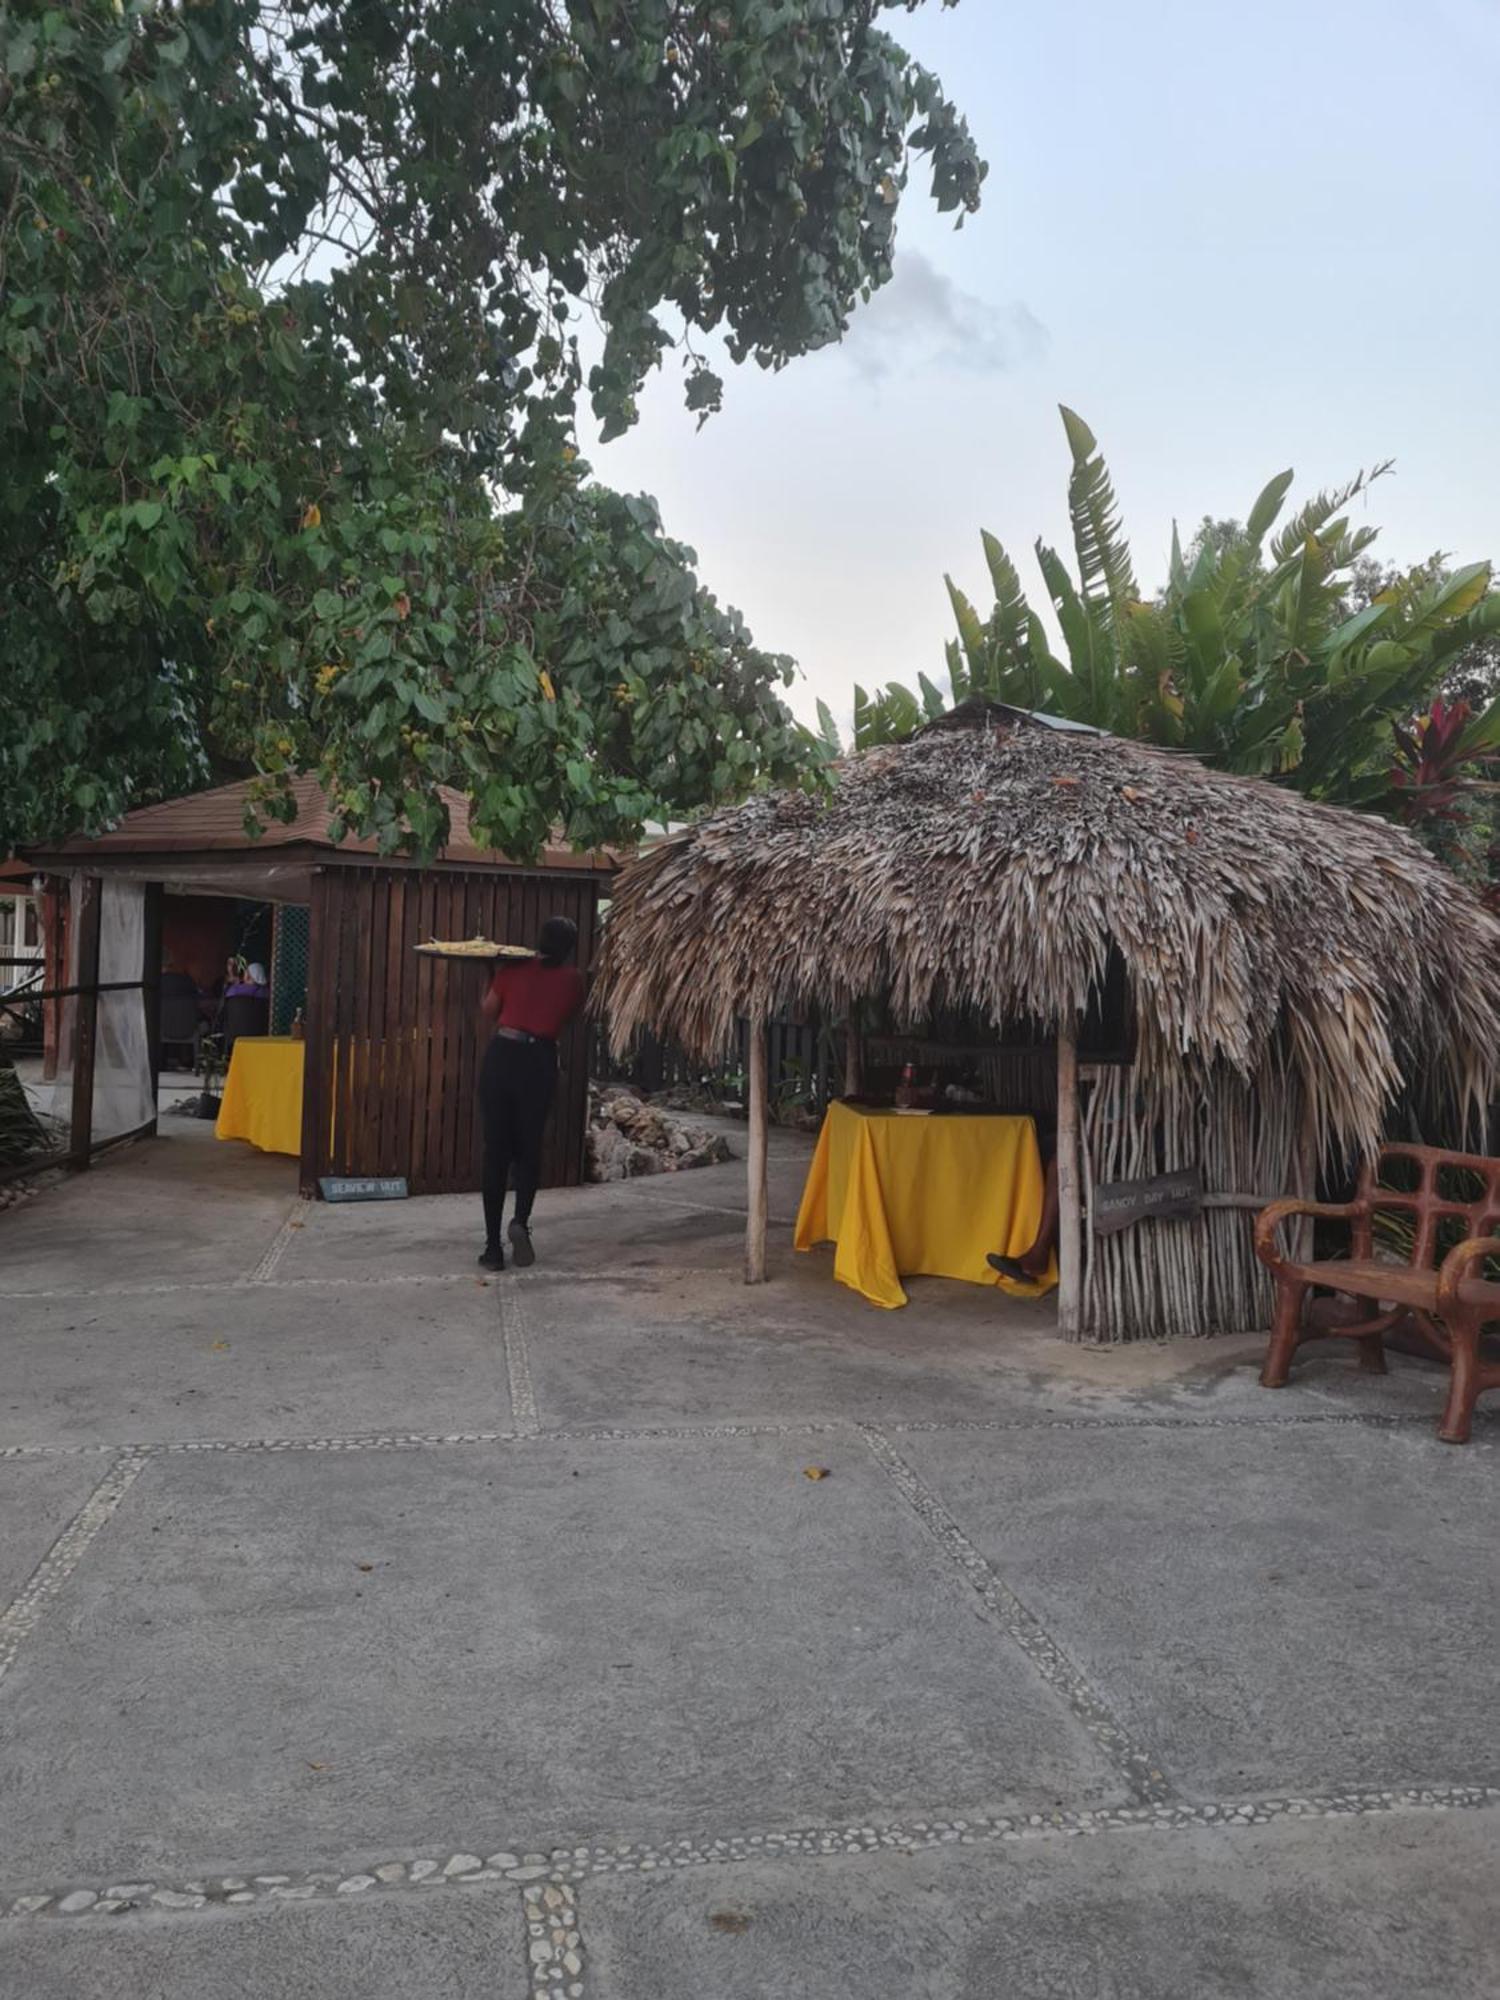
[
  {"left": 1436, "top": 1235, "right": 1500, "bottom": 1316},
  {"left": 1253, "top": 1198, "right": 1364, "bottom": 1275}
]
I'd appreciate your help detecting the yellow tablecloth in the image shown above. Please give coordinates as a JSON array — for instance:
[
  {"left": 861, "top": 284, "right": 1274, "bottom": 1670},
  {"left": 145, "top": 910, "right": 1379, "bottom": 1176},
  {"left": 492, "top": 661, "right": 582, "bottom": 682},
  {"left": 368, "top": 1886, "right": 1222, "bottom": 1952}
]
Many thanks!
[
  {"left": 794, "top": 1102, "right": 1058, "bottom": 1310},
  {"left": 216, "top": 1036, "right": 304, "bottom": 1158}
]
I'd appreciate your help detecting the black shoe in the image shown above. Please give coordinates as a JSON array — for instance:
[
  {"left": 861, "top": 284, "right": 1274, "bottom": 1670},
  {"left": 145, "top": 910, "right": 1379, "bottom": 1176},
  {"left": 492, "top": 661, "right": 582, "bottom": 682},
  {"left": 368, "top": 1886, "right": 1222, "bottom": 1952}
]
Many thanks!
[
  {"left": 478, "top": 1243, "right": 505, "bottom": 1271},
  {"left": 508, "top": 1220, "right": 536, "bottom": 1268},
  {"left": 987, "top": 1252, "right": 1030, "bottom": 1284}
]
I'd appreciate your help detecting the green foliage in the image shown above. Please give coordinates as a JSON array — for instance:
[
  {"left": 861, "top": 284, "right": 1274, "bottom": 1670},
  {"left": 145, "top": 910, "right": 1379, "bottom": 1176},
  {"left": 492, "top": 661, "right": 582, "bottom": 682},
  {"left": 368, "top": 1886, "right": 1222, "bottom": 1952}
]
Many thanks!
[
  {"left": 0, "top": 1045, "right": 46, "bottom": 1170},
  {"left": 853, "top": 408, "right": 1500, "bottom": 837},
  {"left": 0, "top": 0, "right": 984, "bottom": 857}
]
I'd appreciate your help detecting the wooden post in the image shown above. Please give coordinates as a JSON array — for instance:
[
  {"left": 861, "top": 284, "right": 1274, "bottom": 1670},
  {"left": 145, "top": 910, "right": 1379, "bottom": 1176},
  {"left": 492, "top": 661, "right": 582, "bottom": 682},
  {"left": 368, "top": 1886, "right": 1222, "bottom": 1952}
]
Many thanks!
[
  {"left": 142, "top": 881, "right": 164, "bottom": 1132},
  {"left": 68, "top": 876, "right": 103, "bottom": 1172},
  {"left": 1055, "top": 1018, "right": 1082, "bottom": 1338},
  {"left": 745, "top": 1016, "right": 769, "bottom": 1284},
  {"left": 842, "top": 1012, "right": 864, "bottom": 1100}
]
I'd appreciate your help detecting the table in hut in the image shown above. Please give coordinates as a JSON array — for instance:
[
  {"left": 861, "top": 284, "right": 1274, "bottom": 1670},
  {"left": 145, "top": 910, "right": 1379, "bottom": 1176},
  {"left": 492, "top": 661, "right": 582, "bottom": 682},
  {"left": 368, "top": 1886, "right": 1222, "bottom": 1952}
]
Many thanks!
[
  {"left": 794, "top": 1101, "right": 1058, "bottom": 1310},
  {"left": 215, "top": 1035, "right": 305, "bottom": 1158}
]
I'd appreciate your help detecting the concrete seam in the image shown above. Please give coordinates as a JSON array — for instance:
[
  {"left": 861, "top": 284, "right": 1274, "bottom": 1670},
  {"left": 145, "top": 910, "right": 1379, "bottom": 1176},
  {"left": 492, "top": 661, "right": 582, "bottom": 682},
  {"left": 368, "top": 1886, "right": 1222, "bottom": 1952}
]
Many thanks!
[
  {"left": 1, "top": 1404, "right": 1485, "bottom": 1463},
  {"left": 0, "top": 1265, "right": 746, "bottom": 1303},
  {"left": 5, "top": 1787, "right": 1495, "bottom": 1923},
  {"left": 244, "top": 1199, "right": 312, "bottom": 1284},
  {"left": 499, "top": 1285, "right": 539, "bottom": 1435},
  {"left": 524, "top": 1878, "right": 585, "bottom": 1997},
  {"left": 0, "top": 1451, "right": 148, "bottom": 1690},
  {"left": 858, "top": 1423, "right": 1175, "bottom": 1805}
]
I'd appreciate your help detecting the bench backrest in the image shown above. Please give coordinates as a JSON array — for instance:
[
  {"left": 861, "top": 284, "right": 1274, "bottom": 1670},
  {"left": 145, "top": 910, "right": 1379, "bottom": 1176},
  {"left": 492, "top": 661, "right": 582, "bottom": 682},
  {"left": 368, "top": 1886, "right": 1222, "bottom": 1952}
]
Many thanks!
[{"left": 1358, "top": 1143, "right": 1500, "bottom": 1267}]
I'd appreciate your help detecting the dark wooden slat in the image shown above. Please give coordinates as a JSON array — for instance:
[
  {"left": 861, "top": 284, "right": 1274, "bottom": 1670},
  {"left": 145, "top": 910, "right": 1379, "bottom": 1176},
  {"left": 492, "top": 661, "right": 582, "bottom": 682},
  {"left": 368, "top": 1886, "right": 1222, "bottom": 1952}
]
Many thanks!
[
  {"left": 390, "top": 876, "right": 426, "bottom": 1184},
  {"left": 299, "top": 871, "right": 337, "bottom": 1194},
  {"left": 362, "top": 870, "right": 392, "bottom": 1174},
  {"left": 333, "top": 867, "right": 364, "bottom": 1175},
  {"left": 380, "top": 873, "right": 413, "bottom": 1177},
  {"left": 68, "top": 877, "right": 103, "bottom": 1171}
]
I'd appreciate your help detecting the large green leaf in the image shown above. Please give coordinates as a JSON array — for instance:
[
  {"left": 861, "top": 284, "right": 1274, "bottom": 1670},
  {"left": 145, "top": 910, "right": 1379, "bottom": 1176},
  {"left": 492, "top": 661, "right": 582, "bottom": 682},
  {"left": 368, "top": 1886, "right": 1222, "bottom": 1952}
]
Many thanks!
[
  {"left": 1059, "top": 403, "right": 1137, "bottom": 617},
  {"left": 1245, "top": 468, "right": 1294, "bottom": 545}
]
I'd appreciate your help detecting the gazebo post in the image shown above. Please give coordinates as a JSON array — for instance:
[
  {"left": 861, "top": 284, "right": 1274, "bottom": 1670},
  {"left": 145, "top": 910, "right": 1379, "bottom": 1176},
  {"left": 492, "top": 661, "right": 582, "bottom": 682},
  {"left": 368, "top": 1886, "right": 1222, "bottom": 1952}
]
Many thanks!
[
  {"left": 843, "top": 1012, "right": 864, "bottom": 1099},
  {"left": 746, "top": 1015, "right": 770, "bottom": 1284},
  {"left": 1055, "top": 1019, "right": 1082, "bottom": 1339}
]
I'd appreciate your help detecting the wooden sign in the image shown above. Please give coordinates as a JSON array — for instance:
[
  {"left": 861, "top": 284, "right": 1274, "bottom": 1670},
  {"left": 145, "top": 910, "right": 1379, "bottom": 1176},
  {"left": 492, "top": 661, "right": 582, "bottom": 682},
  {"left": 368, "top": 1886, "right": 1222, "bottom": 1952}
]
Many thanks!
[
  {"left": 319, "top": 1175, "right": 409, "bottom": 1203},
  {"left": 1091, "top": 1166, "right": 1202, "bottom": 1235}
]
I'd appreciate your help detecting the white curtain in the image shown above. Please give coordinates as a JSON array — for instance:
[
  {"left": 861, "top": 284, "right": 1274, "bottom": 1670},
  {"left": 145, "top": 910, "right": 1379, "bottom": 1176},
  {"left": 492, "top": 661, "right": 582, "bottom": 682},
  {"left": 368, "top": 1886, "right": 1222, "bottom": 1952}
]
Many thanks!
[
  {"left": 45, "top": 876, "right": 155, "bottom": 1144},
  {"left": 93, "top": 879, "right": 154, "bottom": 1142}
]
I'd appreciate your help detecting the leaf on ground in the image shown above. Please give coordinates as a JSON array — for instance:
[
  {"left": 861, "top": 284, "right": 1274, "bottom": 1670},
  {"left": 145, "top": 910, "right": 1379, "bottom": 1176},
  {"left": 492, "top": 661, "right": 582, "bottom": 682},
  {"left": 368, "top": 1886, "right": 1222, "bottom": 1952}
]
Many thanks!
[
  {"left": 210, "top": 1340, "right": 230, "bottom": 1352},
  {"left": 356, "top": 1562, "right": 374, "bottom": 1572},
  {"left": 709, "top": 1910, "right": 751, "bottom": 1933},
  {"left": 802, "top": 1466, "right": 830, "bottom": 1481}
]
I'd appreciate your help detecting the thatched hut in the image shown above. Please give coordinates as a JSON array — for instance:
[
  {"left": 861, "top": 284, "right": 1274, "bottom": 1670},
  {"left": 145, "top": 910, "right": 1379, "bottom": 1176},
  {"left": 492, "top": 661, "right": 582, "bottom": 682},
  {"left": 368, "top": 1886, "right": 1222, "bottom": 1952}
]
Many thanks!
[{"left": 597, "top": 704, "right": 1500, "bottom": 1341}]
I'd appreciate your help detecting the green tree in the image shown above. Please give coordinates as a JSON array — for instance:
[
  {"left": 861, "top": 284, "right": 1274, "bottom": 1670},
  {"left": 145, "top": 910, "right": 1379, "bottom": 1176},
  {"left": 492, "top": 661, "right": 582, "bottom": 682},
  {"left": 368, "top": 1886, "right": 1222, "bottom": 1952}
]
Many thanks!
[
  {"left": 0, "top": 0, "right": 984, "bottom": 855},
  {"left": 858, "top": 408, "right": 1500, "bottom": 831}
]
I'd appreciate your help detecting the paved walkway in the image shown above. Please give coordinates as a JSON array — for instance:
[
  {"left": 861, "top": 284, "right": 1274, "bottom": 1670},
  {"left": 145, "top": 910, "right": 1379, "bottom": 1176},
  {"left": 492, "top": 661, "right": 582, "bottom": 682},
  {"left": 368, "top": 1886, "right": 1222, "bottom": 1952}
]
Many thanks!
[{"left": 0, "top": 1120, "right": 1495, "bottom": 1997}]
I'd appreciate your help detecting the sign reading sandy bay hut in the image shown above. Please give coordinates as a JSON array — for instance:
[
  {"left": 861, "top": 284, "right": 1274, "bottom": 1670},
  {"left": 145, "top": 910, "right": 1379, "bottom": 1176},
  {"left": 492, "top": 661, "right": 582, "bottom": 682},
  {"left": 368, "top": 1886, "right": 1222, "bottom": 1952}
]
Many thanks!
[{"left": 1091, "top": 1167, "right": 1203, "bottom": 1235}]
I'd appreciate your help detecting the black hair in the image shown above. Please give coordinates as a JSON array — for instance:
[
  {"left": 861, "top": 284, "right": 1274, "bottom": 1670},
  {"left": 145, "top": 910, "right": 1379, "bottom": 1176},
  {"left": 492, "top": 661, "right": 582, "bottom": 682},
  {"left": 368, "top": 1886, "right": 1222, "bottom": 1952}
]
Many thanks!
[{"left": 537, "top": 914, "right": 578, "bottom": 967}]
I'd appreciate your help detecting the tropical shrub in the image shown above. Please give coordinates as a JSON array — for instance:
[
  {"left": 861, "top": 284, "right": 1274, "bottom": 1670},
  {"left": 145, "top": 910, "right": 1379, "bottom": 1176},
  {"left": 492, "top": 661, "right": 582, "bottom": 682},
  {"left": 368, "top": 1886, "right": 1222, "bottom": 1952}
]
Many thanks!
[{"left": 849, "top": 408, "right": 1500, "bottom": 841}]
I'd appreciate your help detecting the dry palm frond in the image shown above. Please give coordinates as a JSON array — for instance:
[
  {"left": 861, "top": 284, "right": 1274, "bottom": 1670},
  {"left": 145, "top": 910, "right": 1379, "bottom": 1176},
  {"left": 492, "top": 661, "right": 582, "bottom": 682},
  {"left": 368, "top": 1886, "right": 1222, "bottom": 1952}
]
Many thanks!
[{"left": 598, "top": 708, "right": 1500, "bottom": 1171}]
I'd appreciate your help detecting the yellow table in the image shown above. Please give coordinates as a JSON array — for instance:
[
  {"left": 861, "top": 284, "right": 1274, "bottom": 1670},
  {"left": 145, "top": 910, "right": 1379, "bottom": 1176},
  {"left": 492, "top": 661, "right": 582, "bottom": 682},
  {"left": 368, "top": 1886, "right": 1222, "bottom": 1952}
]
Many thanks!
[
  {"left": 216, "top": 1036, "right": 304, "bottom": 1158},
  {"left": 794, "top": 1102, "right": 1057, "bottom": 1310}
]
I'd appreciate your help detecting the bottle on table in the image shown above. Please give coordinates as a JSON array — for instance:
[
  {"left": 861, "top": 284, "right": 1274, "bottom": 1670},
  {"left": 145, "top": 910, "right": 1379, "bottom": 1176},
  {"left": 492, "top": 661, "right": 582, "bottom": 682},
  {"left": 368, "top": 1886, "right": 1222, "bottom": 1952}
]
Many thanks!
[
  {"left": 894, "top": 1062, "right": 916, "bottom": 1110},
  {"left": 290, "top": 1007, "right": 304, "bottom": 1042}
]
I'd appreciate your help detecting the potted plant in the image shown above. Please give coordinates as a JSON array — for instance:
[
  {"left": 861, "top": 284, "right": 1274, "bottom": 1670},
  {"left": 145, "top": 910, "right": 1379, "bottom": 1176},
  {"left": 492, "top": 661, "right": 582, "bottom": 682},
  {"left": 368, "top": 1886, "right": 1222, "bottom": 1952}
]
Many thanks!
[{"left": 194, "top": 1032, "right": 226, "bottom": 1120}]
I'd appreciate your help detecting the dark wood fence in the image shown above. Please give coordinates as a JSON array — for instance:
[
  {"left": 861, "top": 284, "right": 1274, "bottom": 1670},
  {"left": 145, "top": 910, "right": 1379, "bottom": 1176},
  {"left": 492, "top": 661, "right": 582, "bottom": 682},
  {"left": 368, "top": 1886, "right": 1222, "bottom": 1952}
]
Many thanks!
[{"left": 300, "top": 863, "right": 603, "bottom": 1197}]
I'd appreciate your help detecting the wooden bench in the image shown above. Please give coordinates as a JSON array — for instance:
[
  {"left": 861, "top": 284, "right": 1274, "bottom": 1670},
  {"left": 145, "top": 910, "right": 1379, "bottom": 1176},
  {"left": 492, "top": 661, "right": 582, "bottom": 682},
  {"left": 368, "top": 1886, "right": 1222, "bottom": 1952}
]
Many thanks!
[{"left": 1255, "top": 1142, "right": 1500, "bottom": 1444}]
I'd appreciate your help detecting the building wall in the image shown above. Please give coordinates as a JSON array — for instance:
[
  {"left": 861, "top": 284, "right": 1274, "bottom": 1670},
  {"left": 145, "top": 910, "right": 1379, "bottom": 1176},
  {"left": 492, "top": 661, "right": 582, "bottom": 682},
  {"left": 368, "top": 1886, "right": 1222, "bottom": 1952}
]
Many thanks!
[
  {"left": 161, "top": 896, "right": 238, "bottom": 992},
  {"left": 300, "top": 864, "right": 604, "bottom": 1197}
]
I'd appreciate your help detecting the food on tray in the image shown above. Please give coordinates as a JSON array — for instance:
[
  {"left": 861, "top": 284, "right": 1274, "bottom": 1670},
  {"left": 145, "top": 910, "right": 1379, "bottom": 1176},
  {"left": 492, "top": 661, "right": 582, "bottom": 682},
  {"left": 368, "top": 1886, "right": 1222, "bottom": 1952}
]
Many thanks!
[{"left": 414, "top": 937, "right": 535, "bottom": 959}]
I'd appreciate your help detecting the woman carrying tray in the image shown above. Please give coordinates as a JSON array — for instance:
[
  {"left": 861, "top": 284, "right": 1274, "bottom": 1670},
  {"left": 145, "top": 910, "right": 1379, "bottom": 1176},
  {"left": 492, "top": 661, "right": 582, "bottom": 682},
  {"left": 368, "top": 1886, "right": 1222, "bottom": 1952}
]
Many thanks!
[{"left": 476, "top": 915, "right": 585, "bottom": 1270}]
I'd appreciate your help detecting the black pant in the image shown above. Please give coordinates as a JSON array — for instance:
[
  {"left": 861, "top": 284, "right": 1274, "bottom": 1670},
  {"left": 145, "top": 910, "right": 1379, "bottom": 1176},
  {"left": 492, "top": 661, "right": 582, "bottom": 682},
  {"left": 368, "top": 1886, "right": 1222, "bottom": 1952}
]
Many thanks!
[{"left": 478, "top": 1036, "right": 557, "bottom": 1243}]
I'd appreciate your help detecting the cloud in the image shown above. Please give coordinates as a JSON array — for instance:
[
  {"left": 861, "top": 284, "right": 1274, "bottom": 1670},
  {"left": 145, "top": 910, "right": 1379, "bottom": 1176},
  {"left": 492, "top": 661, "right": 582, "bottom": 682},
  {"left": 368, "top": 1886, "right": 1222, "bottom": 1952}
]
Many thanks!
[{"left": 839, "top": 250, "right": 1048, "bottom": 381}]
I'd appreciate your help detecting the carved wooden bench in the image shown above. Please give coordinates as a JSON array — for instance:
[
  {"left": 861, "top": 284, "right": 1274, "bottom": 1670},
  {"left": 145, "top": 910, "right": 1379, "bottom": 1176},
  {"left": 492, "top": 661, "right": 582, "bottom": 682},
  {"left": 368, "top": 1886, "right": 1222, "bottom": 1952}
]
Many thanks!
[{"left": 1254, "top": 1142, "right": 1500, "bottom": 1444}]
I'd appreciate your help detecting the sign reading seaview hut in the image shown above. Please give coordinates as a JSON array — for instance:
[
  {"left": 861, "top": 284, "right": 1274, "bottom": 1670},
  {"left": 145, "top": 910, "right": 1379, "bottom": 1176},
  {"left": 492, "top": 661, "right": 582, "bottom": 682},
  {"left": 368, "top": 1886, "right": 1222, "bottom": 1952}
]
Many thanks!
[{"left": 1091, "top": 1167, "right": 1203, "bottom": 1236}]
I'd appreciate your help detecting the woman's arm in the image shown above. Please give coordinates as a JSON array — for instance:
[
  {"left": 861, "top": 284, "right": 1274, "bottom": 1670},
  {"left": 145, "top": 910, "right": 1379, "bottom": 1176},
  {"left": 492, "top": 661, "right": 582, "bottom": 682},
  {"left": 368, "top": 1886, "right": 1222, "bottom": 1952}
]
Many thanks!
[{"left": 480, "top": 966, "right": 507, "bottom": 1025}]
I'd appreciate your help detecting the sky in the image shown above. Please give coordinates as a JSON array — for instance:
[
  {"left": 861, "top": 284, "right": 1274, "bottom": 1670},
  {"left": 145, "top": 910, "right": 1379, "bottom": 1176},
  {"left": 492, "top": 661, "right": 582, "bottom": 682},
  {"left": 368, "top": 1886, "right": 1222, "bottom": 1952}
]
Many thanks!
[{"left": 580, "top": 0, "right": 1500, "bottom": 735}]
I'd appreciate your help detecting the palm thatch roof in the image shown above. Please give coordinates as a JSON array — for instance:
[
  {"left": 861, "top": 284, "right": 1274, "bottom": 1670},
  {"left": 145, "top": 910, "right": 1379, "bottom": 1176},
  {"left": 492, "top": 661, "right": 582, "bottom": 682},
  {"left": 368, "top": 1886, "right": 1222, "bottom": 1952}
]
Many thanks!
[{"left": 599, "top": 706, "right": 1500, "bottom": 1157}]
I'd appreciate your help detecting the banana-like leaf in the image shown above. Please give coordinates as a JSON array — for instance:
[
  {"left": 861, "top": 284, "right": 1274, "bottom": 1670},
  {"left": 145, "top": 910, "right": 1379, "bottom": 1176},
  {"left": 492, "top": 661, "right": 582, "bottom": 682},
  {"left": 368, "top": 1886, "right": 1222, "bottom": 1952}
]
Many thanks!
[
  {"left": 1270, "top": 463, "right": 1391, "bottom": 568},
  {"left": 1458, "top": 691, "right": 1500, "bottom": 756},
  {"left": 1059, "top": 404, "right": 1138, "bottom": 617},
  {"left": 1246, "top": 468, "right": 1294, "bottom": 546},
  {"left": 1169, "top": 522, "right": 1187, "bottom": 594},
  {"left": 943, "top": 636, "right": 968, "bottom": 702},
  {"left": 979, "top": 530, "right": 1032, "bottom": 664},
  {"left": 1322, "top": 598, "right": 1393, "bottom": 661},
  {"left": 814, "top": 698, "right": 842, "bottom": 753},
  {"left": 917, "top": 670, "right": 948, "bottom": 720},
  {"left": 1379, "top": 560, "right": 1492, "bottom": 652},
  {"left": 1034, "top": 540, "right": 1097, "bottom": 683},
  {"left": 1197, "top": 654, "right": 1245, "bottom": 727},
  {"left": 946, "top": 575, "right": 987, "bottom": 676},
  {"left": 1179, "top": 589, "right": 1226, "bottom": 688}
]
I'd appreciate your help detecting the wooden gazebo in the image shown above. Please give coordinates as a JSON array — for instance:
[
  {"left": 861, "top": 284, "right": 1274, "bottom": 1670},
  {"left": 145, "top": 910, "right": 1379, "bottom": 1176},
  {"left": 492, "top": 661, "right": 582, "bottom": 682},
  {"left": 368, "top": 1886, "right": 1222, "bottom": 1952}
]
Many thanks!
[
  {"left": 596, "top": 705, "right": 1500, "bottom": 1341},
  {"left": 30, "top": 778, "right": 615, "bottom": 1195}
]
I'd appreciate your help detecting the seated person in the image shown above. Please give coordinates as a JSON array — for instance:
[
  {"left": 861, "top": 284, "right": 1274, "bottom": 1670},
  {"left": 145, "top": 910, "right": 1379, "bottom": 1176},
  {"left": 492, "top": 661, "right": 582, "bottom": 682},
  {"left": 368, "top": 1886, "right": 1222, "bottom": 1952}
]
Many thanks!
[
  {"left": 159, "top": 960, "right": 198, "bottom": 1004},
  {"left": 225, "top": 960, "right": 269, "bottom": 998},
  {"left": 988, "top": 1123, "right": 1058, "bottom": 1284}
]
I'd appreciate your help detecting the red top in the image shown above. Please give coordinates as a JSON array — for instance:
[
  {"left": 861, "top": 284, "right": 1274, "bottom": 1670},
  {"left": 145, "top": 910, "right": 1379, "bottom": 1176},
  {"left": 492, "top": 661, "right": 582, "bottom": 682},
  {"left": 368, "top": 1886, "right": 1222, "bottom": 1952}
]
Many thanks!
[{"left": 488, "top": 958, "right": 586, "bottom": 1041}]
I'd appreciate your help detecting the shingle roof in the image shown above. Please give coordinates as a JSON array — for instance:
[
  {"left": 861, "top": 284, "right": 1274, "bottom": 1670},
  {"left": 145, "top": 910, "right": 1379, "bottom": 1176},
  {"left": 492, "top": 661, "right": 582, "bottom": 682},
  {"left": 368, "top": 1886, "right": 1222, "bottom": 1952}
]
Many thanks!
[{"left": 34, "top": 776, "right": 617, "bottom": 874}]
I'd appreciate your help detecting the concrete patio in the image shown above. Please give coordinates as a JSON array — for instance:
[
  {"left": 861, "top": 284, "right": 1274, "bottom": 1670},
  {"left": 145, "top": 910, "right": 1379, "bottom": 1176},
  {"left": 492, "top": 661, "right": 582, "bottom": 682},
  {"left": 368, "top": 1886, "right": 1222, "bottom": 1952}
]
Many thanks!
[{"left": 0, "top": 1117, "right": 1495, "bottom": 1997}]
